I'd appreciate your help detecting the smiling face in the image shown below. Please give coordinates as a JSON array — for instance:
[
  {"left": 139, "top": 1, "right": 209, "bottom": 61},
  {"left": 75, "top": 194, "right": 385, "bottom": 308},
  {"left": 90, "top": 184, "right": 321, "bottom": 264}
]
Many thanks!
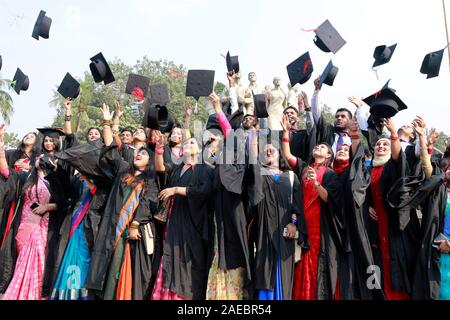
[
  {"left": 312, "top": 144, "right": 332, "bottom": 162},
  {"left": 133, "top": 128, "right": 146, "bottom": 142},
  {"left": 374, "top": 138, "right": 391, "bottom": 157},
  {"left": 43, "top": 136, "right": 56, "bottom": 153},
  {"left": 170, "top": 127, "right": 183, "bottom": 145},
  {"left": 121, "top": 130, "right": 133, "bottom": 145},
  {"left": 182, "top": 138, "right": 200, "bottom": 158},
  {"left": 133, "top": 149, "right": 150, "bottom": 171},
  {"left": 335, "top": 144, "right": 350, "bottom": 162},
  {"left": 22, "top": 132, "right": 36, "bottom": 147},
  {"left": 87, "top": 128, "right": 101, "bottom": 142}
]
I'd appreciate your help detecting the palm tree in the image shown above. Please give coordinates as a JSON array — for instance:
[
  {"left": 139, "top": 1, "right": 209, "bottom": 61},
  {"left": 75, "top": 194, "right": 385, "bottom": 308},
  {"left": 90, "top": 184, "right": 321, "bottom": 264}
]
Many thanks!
[{"left": 0, "top": 77, "right": 14, "bottom": 124}]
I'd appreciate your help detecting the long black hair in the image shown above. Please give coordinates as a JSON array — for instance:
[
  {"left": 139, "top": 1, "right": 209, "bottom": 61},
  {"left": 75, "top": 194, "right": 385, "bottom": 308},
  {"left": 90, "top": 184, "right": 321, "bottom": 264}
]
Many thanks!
[
  {"left": 22, "top": 154, "right": 56, "bottom": 201},
  {"left": 308, "top": 142, "right": 334, "bottom": 167},
  {"left": 41, "top": 135, "right": 61, "bottom": 154},
  {"left": 121, "top": 147, "right": 155, "bottom": 193},
  {"left": 8, "top": 132, "right": 41, "bottom": 168}
]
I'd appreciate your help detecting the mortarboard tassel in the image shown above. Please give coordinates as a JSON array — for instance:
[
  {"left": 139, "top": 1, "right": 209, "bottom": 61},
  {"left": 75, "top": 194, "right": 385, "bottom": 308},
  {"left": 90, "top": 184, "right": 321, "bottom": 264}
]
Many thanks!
[{"left": 194, "top": 101, "right": 198, "bottom": 114}]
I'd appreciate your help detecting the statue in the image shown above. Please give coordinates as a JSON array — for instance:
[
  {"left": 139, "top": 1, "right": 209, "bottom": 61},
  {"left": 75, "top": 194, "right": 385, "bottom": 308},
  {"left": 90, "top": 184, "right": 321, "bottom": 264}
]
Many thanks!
[
  {"left": 220, "top": 72, "right": 247, "bottom": 110},
  {"left": 243, "top": 72, "right": 264, "bottom": 116},
  {"left": 267, "top": 77, "right": 287, "bottom": 130},
  {"left": 287, "top": 82, "right": 300, "bottom": 112}
]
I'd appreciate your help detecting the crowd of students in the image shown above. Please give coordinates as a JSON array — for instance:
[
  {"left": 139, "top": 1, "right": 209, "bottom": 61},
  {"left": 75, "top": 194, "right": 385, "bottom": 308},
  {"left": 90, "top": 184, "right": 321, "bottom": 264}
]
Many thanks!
[{"left": 0, "top": 72, "right": 449, "bottom": 301}]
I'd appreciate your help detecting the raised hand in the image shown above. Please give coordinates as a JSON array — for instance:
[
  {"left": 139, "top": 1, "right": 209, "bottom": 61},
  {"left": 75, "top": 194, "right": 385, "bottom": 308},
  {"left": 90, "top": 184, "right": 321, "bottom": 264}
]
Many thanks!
[
  {"left": 100, "top": 103, "right": 114, "bottom": 121},
  {"left": 369, "top": 207, "right": 378, "bottom": 221},
  {"left": 381, "top": 117, "right": 397, "bottom": 135},
  {"left": 280, "top": 114, "right": 292, "bottom": 132},
  {"left": 113, "top": 101, "right": 123, "bottom": 119},
  {"left": 427, "top": 128, "right": 440, "bottom": 146},
  {"left": 411, "top": 119, "right": 425, "bottom": 137},
  {"left": 348, "top": 96, "right": 364, "bottom": 108},
  {"left": 226, "top": 71, "right": 236, "bottom": 87},
  {"left": 209, "top": 93, "right": 221, "bottom": 113},
  {"left": 63, "top": 98, "right": 73, "bottom": 111}
]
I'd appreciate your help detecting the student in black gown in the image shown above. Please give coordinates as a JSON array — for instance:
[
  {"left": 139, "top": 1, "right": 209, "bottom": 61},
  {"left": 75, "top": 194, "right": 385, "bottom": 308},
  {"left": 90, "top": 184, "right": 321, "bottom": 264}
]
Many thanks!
[
  {"left": 151, "top": 132, "right": 214, "bottom": 300},
  {"left": 6, "top": 131, "right": 41, "bottom": 173},
  {"left": 85, "top": 104, "right": 159, "bottom": 300}
]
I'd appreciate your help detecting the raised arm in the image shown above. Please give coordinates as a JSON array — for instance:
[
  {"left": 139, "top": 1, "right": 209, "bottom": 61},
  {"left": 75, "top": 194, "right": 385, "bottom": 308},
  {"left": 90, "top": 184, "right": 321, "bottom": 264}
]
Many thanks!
[
  {"left": 210, "top": 91, "right": 232, "bottom": 140},
  {"left": 100, "top": 103, "right": 114, "bottom": 146},
  {"left": 311, "top": 77, "right": 322, "bottom": 125},
  {"left": 348, "top": 96, "right": 370, "bottom": 131},
  {"left": 281, "top": 114, "right": 298, "bottom": 169},
  {"left": 63, "top": 98, "right": 73, "bottom": 135},
  {"left": 183, "top": 101, "right": 192, "bottom": 139},
  {"left": 0, "top": 124, "right": 8, "bottom": 172},
  {"left": 348, "top": 118, "right": 361, "bottom": 156},
  {"left": 154, "top": 131, "right": 166, "bottom": 173},
  {"left": 383, "top": 117, "right": 401, "bottom": 161},
  {"left": 227, "top": 72, "right": 239, "bottom": 115},
  {"left": 112, "top": 100, "right": 123, "bottom": 134},
  {"left": 412, "top": 116, "right": 433, "bottom": 178}
]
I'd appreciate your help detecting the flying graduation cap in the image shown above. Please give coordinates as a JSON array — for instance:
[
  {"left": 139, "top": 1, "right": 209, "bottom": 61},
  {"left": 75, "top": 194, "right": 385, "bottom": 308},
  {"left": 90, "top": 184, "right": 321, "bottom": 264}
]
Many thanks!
[
  {"left": 11, "top": 68, "right": 29, "bottom": 95},
  {"left": 373, "top": 44, "right": 397, "bottom": 68},
  {"left": 313, "top": 20, "right": 346, "bottom": 54},
  {"left": 141, "top": 100, "right": 174, "bottom": 133},
  {"left": 319, "top": 60, "right": 339, "bottom": 86},
  {"left": 125, "top": 74, "right": 150, "bottom": 100},
  {"left": 253, "top": 93, "right": 269, "bottom": 118},
  {"left": 37, "top": 127, "right": 66, "bottom": 140},
  {"left": 0, "top": 55, "right": 2, "bottom": 71},
  {"left": 420, "top": 47, "right": 446, "bottom": 79},
  {"left": 186, "top": 70, "right": 215, "bottom": 100},
  {"left": 363, "top": 82, "right": 407, "bottom": 118},
  {"left": 32, "top": 10, "right": 52, "bottom": 40},
  {"left": 286, "top": 52, "right": 314, "bottom": 86},
  {"left": 226, "top": 51, "right": 240, "bottom": 73},
  {"left": 149, "top": 83, "right": 170, "bottom": 105},
  {"left": 57, "top": 73, "right": 80, "bottom": 99},
  {"left": 89, "top": 52, "right": 115, "bottom": 85}
]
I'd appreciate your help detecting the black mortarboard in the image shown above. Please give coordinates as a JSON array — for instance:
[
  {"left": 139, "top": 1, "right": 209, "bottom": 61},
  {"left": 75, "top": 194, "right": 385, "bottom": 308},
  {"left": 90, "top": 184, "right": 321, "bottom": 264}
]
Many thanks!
[
  {"left": 11, "top": 68, "right": 29, "bottom": 95},
  {"left": 363, "top": 88, "right": 407, "bottom": 118},
  {"left": 420, "top": 48, "right": 445, "bottom": 79},
  {"left": 37, "top": 127, "right": 66, "bottom": 139},
  {"left": 149, "top": 83, "right": 170, "bottom": 105},
  {"left": 125, "top": 74, "right": 150, "bottom": 98},
  {"left": 372, "top": 44, "right": 397, "bottom": 68},
  {"left": 57, "top": 73, "right": 80, "bottom": 99},
  {"left": 314, "top": 20, "right": 346, "bottom": 54},
  {"left": 286, "top": 52, "right": 313, "bottom": 86},
  {"left": 319, "top": 60, "right": 339, "bottom": 86},
  {"left": 206, "top": 114, "right": 221, "bottom": 131},
  {"left": 141, "top": 100, "right": 174, "bottom": 133},
  {"left": 185, "top": 70, "right": 215, "bottom": 100},
  {"left": 32, "top": 10, "right": 52, "bottom": 40},
  {"left": 0, "top": 55, "right": 2, "bottom": 71},
  {"left": 253, "top": 94, "right": 269, "bottom": 118},
  {"left": 89, "top": 52, "right": 115, "bottom": 85},
  {"left": 226, "top": 51, "right": 240, "bottom": 73}
]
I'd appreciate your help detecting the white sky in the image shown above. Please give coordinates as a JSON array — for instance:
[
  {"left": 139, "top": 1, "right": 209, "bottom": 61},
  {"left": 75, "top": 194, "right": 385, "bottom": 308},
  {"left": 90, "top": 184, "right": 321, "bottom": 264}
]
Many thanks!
[{"left": 1, "top": 0, "right": 449, "bottom": 137}]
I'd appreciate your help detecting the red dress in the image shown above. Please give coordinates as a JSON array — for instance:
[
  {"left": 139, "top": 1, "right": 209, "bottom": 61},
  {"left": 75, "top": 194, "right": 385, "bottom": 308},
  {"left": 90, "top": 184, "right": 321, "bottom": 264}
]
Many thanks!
[
  {"left": 292, "top": 165, "right": 327, "bottom": 300},
  {"left": 370, "top": 165, "right": 410, "bottom": 300}
]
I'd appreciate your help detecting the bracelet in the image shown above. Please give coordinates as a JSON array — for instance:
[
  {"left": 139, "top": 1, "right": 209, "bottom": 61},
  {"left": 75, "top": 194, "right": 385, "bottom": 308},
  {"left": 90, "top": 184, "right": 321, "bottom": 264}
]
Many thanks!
[
  {"left": 65, "top": 115, "right": 72, "bottom": 122},
  {"left": 391, "top": 135, "right": 399, "bottom": 141},
  {"left": 103, "top": 120, "right": 112, "bottom": 126},
  {"left": 282, "top": 137, "right": 290, "bottom": 143}
]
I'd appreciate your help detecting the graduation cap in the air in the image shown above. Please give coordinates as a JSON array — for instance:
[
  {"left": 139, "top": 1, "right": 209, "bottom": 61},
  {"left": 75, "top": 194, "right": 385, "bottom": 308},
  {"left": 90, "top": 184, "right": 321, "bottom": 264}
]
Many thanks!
[
  {"left": 32, "top": 10, "right": 52, "bottom": 40},
  {"left": 11, "top": 68, "right": 29, "bottom": 95},
  {"left": 319, "top": 60, "right": 339, "bottom": 86},
  {"left": 89, "top": 52, "right": 115, "bottom": 85},
  {"left": 420, "top": 48, "right": 445, "bottom": 79},
  {"left": 286, "top": 52, "right": 313, "bottom": 86},
  {"left": 125, "top": 74, "right": 150, "bottom": 100},
  {"left": 186, "top": 70, "right": 215, "bottom": 100},
  {"left": 253, "top": 93, "right": 269, "bottom": 118},
  {"left": 372, "top": 44, "right": 397, "bottom": 68},
  {"left": 226, "top": 51, "right": 240, "bottom": 73},
  {"left": 57, "top": 73, "right": 80, "bottom": 99},
  {"left": 363, "top": 87, "right": 407, "bottom": 118},
  {"left": 142, "top": 100, "right": 174, "bottom": 133},
  {"left": 0, "top": 55, "right": 2, "bottom": 71},
  {"left": 37, "top": 127, "right": 66, "bottom": 139},
  {"left": 314, "top": 20, "right": 346, "bottom": 54},
  {"left": 149, "top": 83, "right": 170, "bottom": 105}
]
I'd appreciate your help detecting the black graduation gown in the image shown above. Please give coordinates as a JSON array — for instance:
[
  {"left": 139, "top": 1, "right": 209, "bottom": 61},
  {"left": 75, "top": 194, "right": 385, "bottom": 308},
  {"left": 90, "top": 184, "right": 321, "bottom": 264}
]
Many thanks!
[
  {"left": 337, "top": 144, "right": 385, "bottom": 300},
  {"left": 85, "top": 145, "right": 158, "bottom": 299},
  {"left": 0, "top": 168, "right": 69, "bottom": 295},
  {"left": 368, "top": 152, "right": 421, "bottom": 294},
  {"left": 253, "top": 171, "right": 304, "bottom": 300},
  {"left": 316, "top": 114, "right": 337, "bottom": 146},
  {"left": 162, "top": 163, "right": 214, "bottom": 300},
  {"left": 387, "top": 165, "right": 447, "bottom": 299},
  {"left": 294, "top": 158, "right": 344, "bottom": 300},
  {"left": 290, "top": 129, "right": 316, "bottom": 164}
]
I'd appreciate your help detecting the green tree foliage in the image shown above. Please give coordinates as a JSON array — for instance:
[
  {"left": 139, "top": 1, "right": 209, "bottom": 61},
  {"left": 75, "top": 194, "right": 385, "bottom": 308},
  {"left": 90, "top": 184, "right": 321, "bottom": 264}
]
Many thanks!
[
  {"left": 0, "top": 77, "right": 14, "bottom": 125},
  {"left": 4, "top": 131, "right": 20, "bottom": 150},
  {"left": 50, "top": 57, "right": 225, "bottom": 141}
]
